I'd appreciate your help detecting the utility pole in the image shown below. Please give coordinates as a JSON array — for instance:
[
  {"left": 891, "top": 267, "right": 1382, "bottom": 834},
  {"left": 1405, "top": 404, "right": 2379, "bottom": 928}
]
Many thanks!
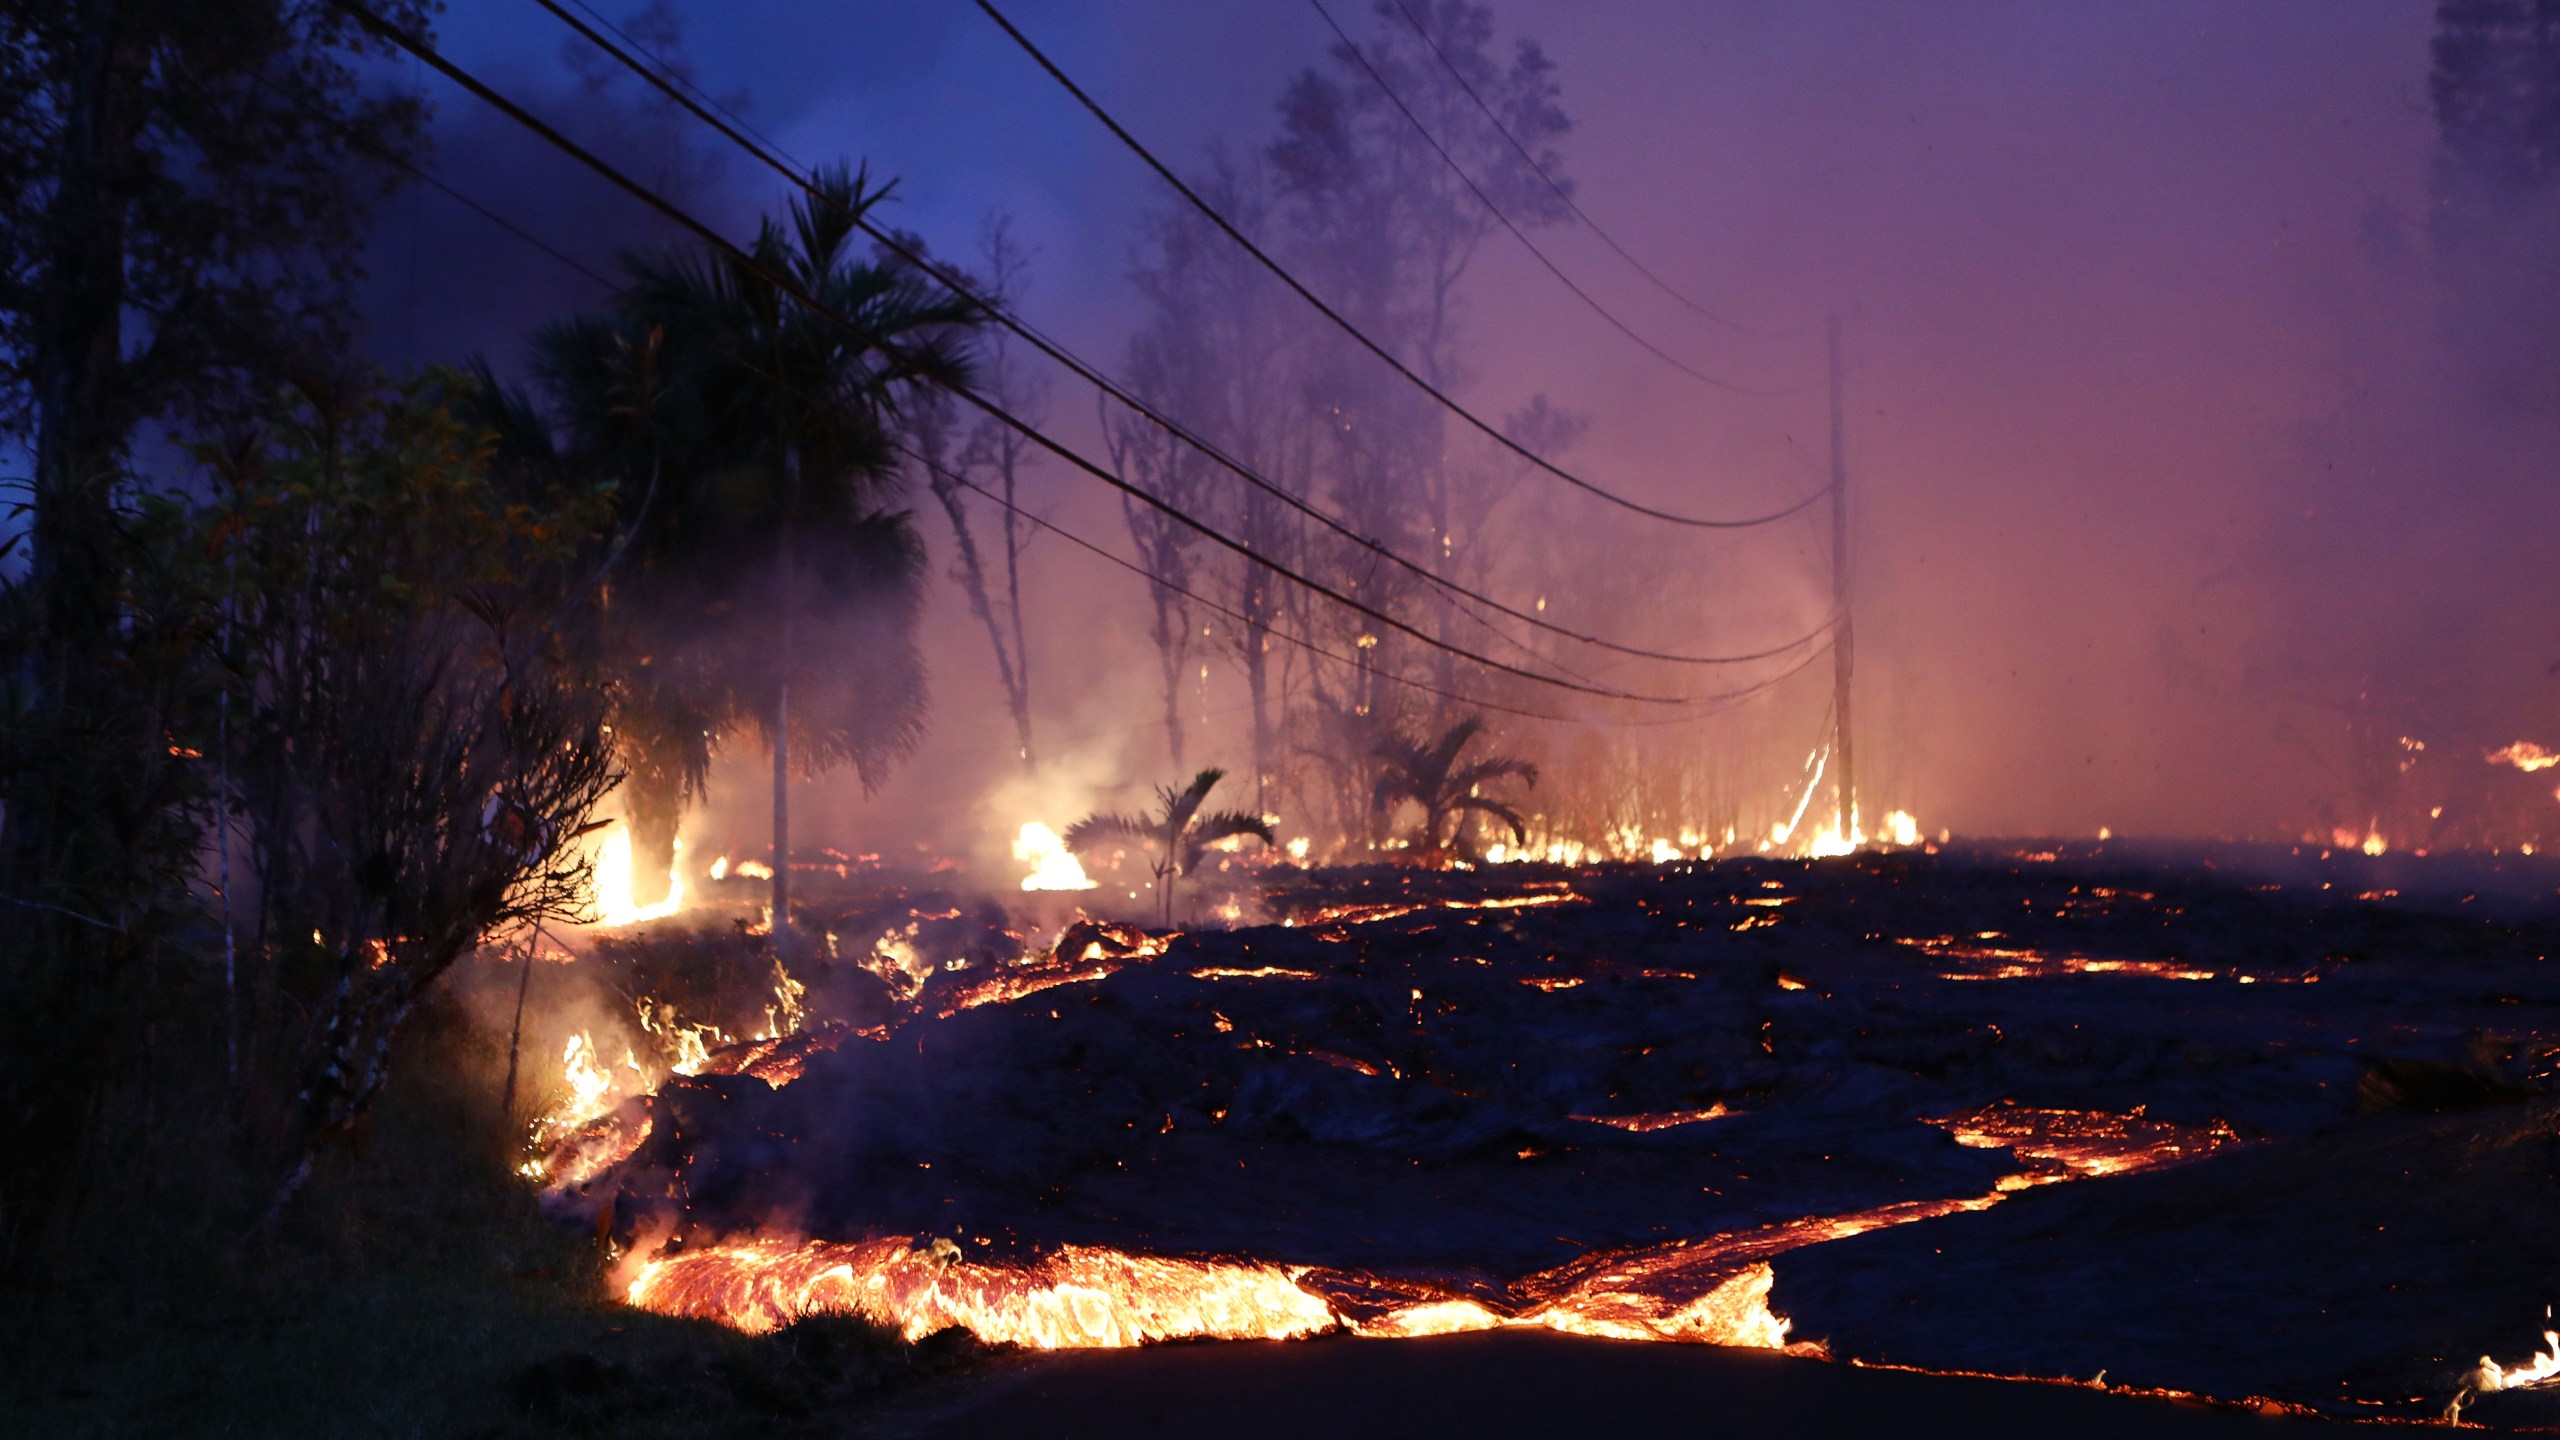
[{"left": 1827, "top": 314, "right": 1857, "bottom": 844}]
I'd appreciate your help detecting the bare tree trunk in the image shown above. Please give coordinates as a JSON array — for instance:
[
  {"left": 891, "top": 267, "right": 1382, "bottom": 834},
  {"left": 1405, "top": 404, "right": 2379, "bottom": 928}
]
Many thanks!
[
  {"left": 926, "top": 467, "right": 1035, "bottom": 772},
  {"left": 500, "top": 940, "right": 533, "bottom": 1131},
  {"left": 772, "top": 442, "right": 798, "bottom": 938},
  {"left": 1000, "top": 429, "right": 1036, "bottom": 771},
  {"left": 1151, "top": 581, "right": 1188, "bottom": 772}
]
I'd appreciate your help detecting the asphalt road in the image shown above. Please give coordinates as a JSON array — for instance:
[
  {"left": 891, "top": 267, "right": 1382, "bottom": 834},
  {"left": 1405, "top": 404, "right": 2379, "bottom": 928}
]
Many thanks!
[{"left": 893, "top": 1332, "right": 2328, "bottom": 1439}]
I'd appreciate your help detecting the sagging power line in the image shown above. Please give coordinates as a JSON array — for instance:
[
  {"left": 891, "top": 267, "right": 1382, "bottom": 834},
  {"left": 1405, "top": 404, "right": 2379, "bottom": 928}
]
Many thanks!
[
  {"left": 1380, "top": 0, "right": 1808, "bottom": 340},
  {"left": 328, "top": 0, "right": 1763, "bottom": 710},
  {"left": 528, "top": 0, "right": 1841, "bottom": 674},
  {"left": 1305, "top": 0, "right": 1790, "bottom": 397},
  {"left": 974, "top": 0, "right": 1829, "bottom": 533}
]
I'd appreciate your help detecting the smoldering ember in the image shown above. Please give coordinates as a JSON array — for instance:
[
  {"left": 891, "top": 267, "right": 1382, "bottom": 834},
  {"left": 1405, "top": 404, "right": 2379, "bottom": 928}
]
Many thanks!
[{"left": 8, "top": 4, "right": 2560, "bottom": 1439}]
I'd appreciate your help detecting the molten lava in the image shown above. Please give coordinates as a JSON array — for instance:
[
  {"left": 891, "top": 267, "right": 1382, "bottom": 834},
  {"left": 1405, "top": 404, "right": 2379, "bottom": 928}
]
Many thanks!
[
  {"left": 624, "top": 1237, "right": 1337, "bottom": 1346},
  {"left": 1932, "top": 1101, "right": 2245, "bottom": 1183}
]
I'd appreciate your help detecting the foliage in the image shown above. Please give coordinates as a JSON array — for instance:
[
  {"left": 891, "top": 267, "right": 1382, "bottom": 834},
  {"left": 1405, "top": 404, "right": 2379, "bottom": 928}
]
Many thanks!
[
  {"left": 0, "top": 369, "right": 623, "bottom": 1275},
  {"left": 207, "top": 372, "right": 621, "bottom": 1219},
  {"left": 0, "top": 0, "right": 437, "bottom": 1276},
  {"left": 1065, "top": 768, "right": 1274, "bottom": 924},
  {"left": 516, "top": 163, "right": 975, "bottom": 915},
  {"left": 1373, "top": 714, "right": 1537, "bottom": 858},
  {"left": 0, "top": 0, "right": 433, "bottom": 449}
]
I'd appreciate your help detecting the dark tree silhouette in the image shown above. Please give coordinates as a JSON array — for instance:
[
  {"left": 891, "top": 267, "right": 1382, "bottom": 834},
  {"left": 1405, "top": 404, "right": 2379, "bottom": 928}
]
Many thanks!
[
  {"left": 1065, "top": 768, "right": 1273, "bottom": 925},
  {"left": 1373, "top": 714, "right": 1537, "bottom": 858},
  {"left": 514, "top": 163, "right": 975, "bottom": 928}
]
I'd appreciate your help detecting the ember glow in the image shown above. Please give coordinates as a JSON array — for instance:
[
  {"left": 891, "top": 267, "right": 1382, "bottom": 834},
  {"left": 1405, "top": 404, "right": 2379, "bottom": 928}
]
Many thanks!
[{"left": 1571, "top": 1105, "right": 1732, "bottom": 1131}]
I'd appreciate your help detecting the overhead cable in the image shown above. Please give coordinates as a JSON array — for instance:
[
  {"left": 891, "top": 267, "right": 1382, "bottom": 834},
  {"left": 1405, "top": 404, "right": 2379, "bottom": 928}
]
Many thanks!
[
  {"left": 1380, "top": 0, "right": 1807, "bottom": 340},
  {"left": 1305, "top": 0, "right": 1788, "bottom": 397},
  {"left": 327, "top": 0, "right": 1729, "bottom": 707},
  {"left": 973, "top": 0, "right": 1830, "bottom": 532},
  {"left": 529, "top": 0, "right": 1839, "bottom": 672}
]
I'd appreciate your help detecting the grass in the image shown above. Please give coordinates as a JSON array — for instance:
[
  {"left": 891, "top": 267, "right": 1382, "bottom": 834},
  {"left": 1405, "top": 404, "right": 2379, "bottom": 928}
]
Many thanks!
[{"left": 0, "top": 976, "right": 978, "bottom": 1439}]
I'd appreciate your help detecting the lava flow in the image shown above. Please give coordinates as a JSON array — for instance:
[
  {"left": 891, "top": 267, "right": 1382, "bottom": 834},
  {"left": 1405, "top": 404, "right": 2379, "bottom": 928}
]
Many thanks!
[{"left": 624, "top": 1237, "right": 1337, "bottom": 1346}]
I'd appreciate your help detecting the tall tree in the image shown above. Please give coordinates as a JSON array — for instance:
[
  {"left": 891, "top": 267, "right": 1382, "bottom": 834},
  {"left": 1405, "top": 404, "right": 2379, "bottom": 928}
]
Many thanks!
[
  {"left": 602, "top": 163, "right": 972, "bottom": 936},
  {"left": 1100, "top": 396, "right": 1206, "bottom": 774},
  {"left": 1271, "top": 1, "right": 1575, "bottom": 836},
  {"left": 912, "top": 214, "right": 1044, "bottom": 774},
  {"left": 1118, "top": 161, "right": 1316, "bottom": 808},
  {"left": 0, "top": 0, "right": 430, "bottom": 1274}
]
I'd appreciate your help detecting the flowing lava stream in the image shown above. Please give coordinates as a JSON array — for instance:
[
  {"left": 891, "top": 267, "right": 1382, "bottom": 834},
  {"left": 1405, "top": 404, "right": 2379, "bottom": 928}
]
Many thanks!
[
  {"left": 554, "top": 885, "right": 2254, "bottom": 1401},
  {"left": 612, "top": 1183, "right": 2166, "bottom": 1354}
]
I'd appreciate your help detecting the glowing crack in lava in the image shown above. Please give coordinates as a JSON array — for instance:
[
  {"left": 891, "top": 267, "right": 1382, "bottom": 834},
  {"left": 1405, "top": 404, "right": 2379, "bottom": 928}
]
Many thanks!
[{"left": 1931, "top": 1101, "right": 2246, "bottom": 1185}]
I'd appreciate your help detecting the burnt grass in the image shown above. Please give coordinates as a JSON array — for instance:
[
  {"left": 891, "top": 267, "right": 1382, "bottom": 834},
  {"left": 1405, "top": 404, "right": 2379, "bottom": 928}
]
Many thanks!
[{"left": 17, "top": 839, "right": 2560, "bottom": 1433}]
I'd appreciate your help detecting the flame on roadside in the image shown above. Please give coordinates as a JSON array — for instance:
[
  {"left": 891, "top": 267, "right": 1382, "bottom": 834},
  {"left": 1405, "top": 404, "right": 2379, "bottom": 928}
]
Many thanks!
[
  {"left": 519, "top": 1032, "right": 651, "bottom": 1184},
  {"left": 590, "top": 825, "right": 685, "bottom": 927},
  {"left": 2451, "top": 1317, "right": 2560, "bottom": 1421},
  {"left": 1015, "top": 822, "right": 1097, "bottom": 891}
]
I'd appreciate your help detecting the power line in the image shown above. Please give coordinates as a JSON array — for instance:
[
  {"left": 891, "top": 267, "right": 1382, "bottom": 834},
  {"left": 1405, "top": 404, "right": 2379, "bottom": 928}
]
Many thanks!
[
  {"left": 1305, "top": 0, "right": 1788, "bottom": 398},
  {"left": 925, "top": 450, "right": 1576, "bottom": 725},
  {"left": 925, "top": 447, "right": 1826, "bottom": 727},
  {"left": 1380, "top": 0, "right": 1806, "bottom": 341},
  {"left": 973, "top": 0, "right": 1828, "bottom": 532},
  {"left": 276, "top": 17, "right": 1822, "bottom": 739},
  {"left": 528, "top": 0, "right": 1838, "bottom": 673},
  {"left": 328, "top": 0, "right": 1727, "bottom": 709}
]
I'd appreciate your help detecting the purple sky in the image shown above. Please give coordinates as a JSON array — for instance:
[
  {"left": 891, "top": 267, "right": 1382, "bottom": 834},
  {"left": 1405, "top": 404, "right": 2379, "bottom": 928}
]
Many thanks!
[{"left": 368, "top": 2, "right": 2558, "bottom": 858}]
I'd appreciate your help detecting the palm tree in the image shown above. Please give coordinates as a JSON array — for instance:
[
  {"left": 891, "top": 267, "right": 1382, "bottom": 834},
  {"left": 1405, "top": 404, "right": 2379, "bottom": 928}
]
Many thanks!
[
  {"left": 523, "top": 162, "right": 975, "bottom": 930},
  {"left": 1065, "top": 768, "right": 1273, "bottom": 925},
  {"left": 1373, "top": 715, "right": 1538, "bottom": 860}
]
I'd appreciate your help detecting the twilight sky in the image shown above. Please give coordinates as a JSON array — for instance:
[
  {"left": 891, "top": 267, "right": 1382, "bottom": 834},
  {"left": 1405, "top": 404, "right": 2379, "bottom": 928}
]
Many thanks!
[{"left": 365, "top": 1, "right": 2552, "bottom": 860}]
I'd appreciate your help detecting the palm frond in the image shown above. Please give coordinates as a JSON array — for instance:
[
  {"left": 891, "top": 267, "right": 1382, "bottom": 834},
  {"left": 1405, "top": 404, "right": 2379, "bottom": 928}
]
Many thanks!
[
  {"left": 1064, "top": 812, "right": 1158, "bottom": 856},
  {"left": 1427, "top": 716, "right": 1486, "bottom": 783},
  {"left": 1178, "top": 809, "right": 1274, "bottom": 876},
  {"left": 1451, "top": 796, "right": 1529, "bottom": 845},
  {"left": 1166, "top": 767, "right": 1224, "bottom": 836},
  {"left": 1451, "top": 756, "right": 1539, "bottom": 793},
  {"left": 1373, "top": 772, "right": 1425, "bottom": 812}
]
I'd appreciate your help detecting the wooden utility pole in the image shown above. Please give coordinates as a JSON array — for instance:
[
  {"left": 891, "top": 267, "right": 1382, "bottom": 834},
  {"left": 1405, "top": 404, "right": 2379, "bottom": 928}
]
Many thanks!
[{"left": 1827, "top": 315, "right": 1857, "bottom": 842}]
